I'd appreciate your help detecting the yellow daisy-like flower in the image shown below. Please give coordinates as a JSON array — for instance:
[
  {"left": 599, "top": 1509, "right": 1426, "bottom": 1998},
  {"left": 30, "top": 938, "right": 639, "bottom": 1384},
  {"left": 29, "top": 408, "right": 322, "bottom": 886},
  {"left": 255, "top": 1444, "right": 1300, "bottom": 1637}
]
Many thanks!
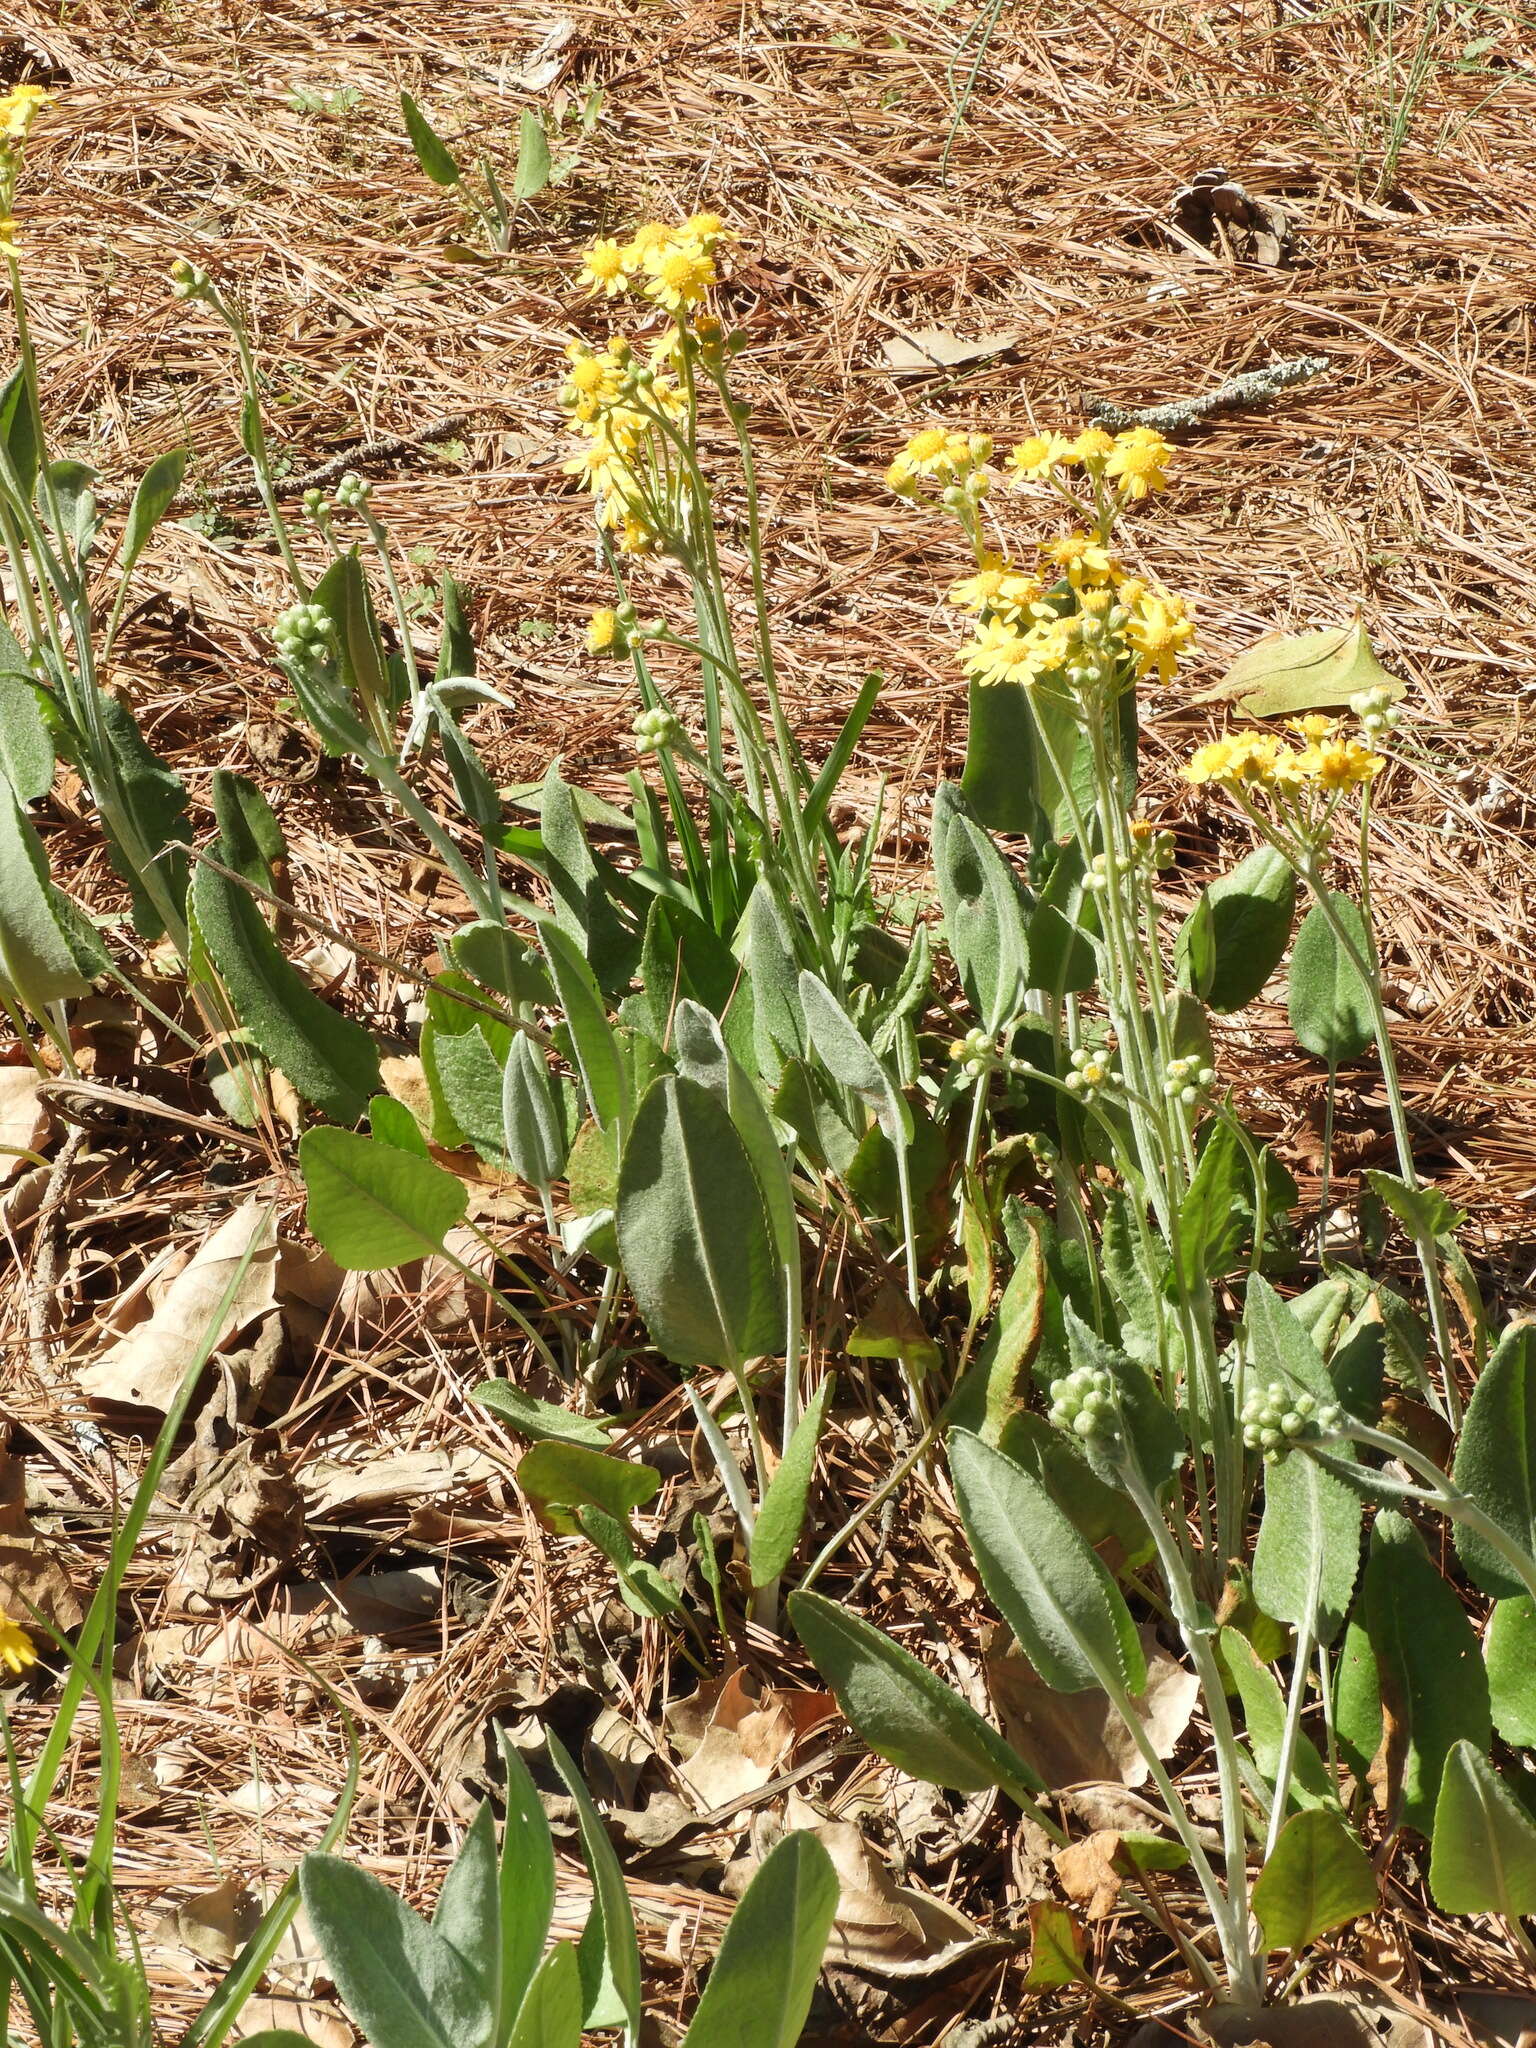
[
  {"left": 564, "top": 349, "right": 624, "bottom": 407},
  {"left": 628, "top": 220, "right": 676, "bottom": 262},
  {"left": 1042, "top": 531, "right": 1119, "bottom": 586},
  {"left": 680, "top": 211, "right": 727, "bottom": 250},
  {"left": 644, "top": 245, "right": 715, "bottom": 312},
  {"left": 1125, "top": 592, "right": 1195, "bottom": 685},
  {"left": 1007, "top": 432, "right": 1075, "bottom": 480},
  {"left": 1298, "top": 737, "right": 1385, "bottom": 790},
  {"left": 1105, "top": 426, "right": 1172, "bottom": 500},
  {"left": 617, "top": 512, "right": 660, "bottom": 555},
  {"left": 0, "top": 1614, "right": 36, "bottom": 1676},
  {"left": 900, "top": 427, "right": 955, "bottom": 476},
  {"left": 0, "top": 84, "right": 53, "bottom": 141},
  {"left": 1070, "top": 426, "right": 1116, "bottom": 468},
  {"left": 586, "top": 607, "right": 620, "bottom": 655},
  {"left": 578, "top": 238, "right": 632, "bottom": 297},
  {"left": 946, "top": 559, "right": 1044, "bottom": 622},
  {"left": 1289, "top": 714, "right": 1337, "bottom": 742},
  {"left": 961, "top": 614, "right": 1073, "bottom": 688},
  {"left": 1183, "top": 733, "right": 1298, "bottom": 788},
  {"left": 885, "top": 456, "right": 918, "bottom": 498}
]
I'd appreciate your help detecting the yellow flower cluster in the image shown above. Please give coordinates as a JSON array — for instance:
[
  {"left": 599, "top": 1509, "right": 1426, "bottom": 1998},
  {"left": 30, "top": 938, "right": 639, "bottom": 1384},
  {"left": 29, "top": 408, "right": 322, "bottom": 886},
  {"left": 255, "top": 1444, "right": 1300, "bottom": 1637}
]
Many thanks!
[
  {"left": 560, "top": 335, "right": 687, "bottom": 555},
  {"left": 886, "top": 428, "right": 993, "bottom": 498},
  {"left": 0, "top": 1613, "right": 36, "bottom": 1676},
  {"left": 1005, "top": 423, "right": 1172, "bottom": 499},
  {"left": 951, "top": 533, "right": 1193, "bottom": 693},
  {"left": 576, "top": 213, "right": 727, "bottom": 314},
  {"left": 1183, "top": 716, "right": 1384, "bottom": 793},
  {"left": 0, "top": 84, "right": 53, "bottom": 142}
]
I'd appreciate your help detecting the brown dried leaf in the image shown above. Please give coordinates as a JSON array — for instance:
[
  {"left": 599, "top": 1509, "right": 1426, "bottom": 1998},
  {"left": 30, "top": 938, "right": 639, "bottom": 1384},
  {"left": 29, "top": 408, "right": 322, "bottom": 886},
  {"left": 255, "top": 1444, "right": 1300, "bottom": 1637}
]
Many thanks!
[
  {"left": 77, "top": 1200, "right": 278, "bottom": 1414},
  {"left": 880, "top": 325, "right": 1023, "bottom": 374},
  {"left": 1129, "top": 1994, "right": 1437, "bottom": 2046},
  {"left": 1053, "top": 1830, "right": 1126, "bottom": 1922},
  {"left": 989, "top": 1625, "right": 1198, "bottom": 1791},
  {"left": 150, "top": 1877, "right": 263, "bottom": 1965},
  {"left": 301, "top": 1443, "right": 501, "bottom": 1519},
  {"left": 233, "top": 1998, "right": 351, "bottom": 2046},
  {"left": 0, "top": 1453, "right": 82, "bottom": 1630},
  {"left": 779, "top": 1793, "right": 998, "bottom": 1979},
  {"left": 0, "top": 1067, "right": 49, "bottom": 1182},
  {"left": 669, "top": 1669, "right": 836, "bottom": 1811}
]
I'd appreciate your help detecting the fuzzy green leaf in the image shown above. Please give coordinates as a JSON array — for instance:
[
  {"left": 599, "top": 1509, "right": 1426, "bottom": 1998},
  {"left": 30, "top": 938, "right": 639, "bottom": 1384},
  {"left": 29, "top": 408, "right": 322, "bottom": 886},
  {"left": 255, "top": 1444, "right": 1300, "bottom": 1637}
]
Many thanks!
[
  {"left": 0, "top": 774, "right": 97, "bottom": 1016},
  {"left": 1249, "top": 1278, "right": 1362, "bottom": 1646},
  {"left": 121, "top": 447, "right": 189, "bottom": 575},
  {"left": 616, "top": 1073, "right": 782, "bottom": 1371},
  {"left": 1429, "top": 1741, "right": 1536, "bottom": 1917},
  {"left": 949, "top": 1428, "right": 1145, "bottom": 1697},
  {"left": 516, "top": 1440, "right": 660, "bottom": 1536},
  {"left": 1329, "top": 1512, "right": 1488, "bottom": 1835},
  {"left": 512, "top": 110, "right": 552, "bottom": 198},
  {"left": 400, "top": 91, "right": 463, "bottom": 185},
  {"left": 1451, "top": 1320, "right": 1536, "bottom": 1599},
  {"left": 1176, "top": 845, "right": 1296, "bottom": 1013},
  {"left": 470, "top": 1381, "right": 611, "bottom": 1448},
  {"left": 297, "top": 1853, "right": 490, "bottom": 2048},
  {"left": 931, "top": 783, "right": 1032, "bottom": 1031},
  {"left": 1485, "top": 1596, "right": 1536, "bottom": 1746},
  {"left": 680, "top": 1832, "right": 837, "bottom": 2048},
  {"left": 1251, "top": 1809, "right": 1376, "bottom": 1954},
  {"left": 192, "top": 860, "right": 380, "bottom": 1121},
  {"left": 751, "top": 1378, "right": 834, "bottom": 1587},
  {"left": 506, "top": 1944, "right": 582, "bottom": 2048},
  {"left": 1288, "top": 895, "right": 1373, "bottom": 1065},
  {"left": 789, "top": 1588, "right": 1045, "bottom": 1805},
  {"left": 299, "top": 1127, "right": 465, "bottom": 1270},
  {"left": 546, "top": 1729, "right": 642, "bottom": 2035}
]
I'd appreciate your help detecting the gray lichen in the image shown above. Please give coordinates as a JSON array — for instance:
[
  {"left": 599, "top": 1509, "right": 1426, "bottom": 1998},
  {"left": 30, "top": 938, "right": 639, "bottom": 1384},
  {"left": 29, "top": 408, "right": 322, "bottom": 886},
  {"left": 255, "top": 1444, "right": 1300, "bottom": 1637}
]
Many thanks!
[{"left": 1090, "top": 354, "right": 1329, "bottom": 435}]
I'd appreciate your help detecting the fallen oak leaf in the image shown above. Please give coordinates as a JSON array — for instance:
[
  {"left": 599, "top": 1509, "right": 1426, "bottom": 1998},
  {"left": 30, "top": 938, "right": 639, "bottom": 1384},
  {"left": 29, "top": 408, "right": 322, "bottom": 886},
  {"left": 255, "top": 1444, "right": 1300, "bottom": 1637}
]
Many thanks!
[
  {"left": 879, "top": 324, "right": 1023, "bottom": 375},
  {"left": 77, "top": 1199, "right": 278, "bottom": 1415}
]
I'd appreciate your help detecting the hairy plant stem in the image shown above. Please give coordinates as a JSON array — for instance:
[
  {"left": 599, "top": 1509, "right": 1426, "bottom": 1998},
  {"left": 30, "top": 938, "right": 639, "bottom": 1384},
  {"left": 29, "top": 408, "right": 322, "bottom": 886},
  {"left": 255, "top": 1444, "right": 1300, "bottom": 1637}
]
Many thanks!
[
  {"left": 1313, "top": 1421, "right": 1536, "bottom": 1604},
  {"left": 1119, "top": 1463, "right": 1260, "bottom": 2001},
  {"left": 1265, "top": 1615, "right": 1317, "bottom": 1859}
]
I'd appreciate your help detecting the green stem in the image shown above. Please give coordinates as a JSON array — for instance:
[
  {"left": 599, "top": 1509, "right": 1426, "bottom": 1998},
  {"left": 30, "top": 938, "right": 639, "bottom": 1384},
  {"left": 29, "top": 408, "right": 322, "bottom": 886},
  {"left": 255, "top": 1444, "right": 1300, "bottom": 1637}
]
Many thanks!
[
  {"left": 1265, "top": 1615, "right": 1317, "bottom": 1859},
  {"left": 1298, "top": 859, "right": 1459, "bottom": 1424},
  {"left": 1119, "top": 1462, "right": 1259, "bottom": 2001}
]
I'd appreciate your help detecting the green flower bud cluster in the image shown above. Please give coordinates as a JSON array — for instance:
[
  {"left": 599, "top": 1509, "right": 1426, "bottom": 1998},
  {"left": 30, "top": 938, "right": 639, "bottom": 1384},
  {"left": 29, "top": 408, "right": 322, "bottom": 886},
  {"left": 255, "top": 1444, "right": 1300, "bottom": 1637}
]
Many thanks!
[
  {"left": 1349, "top": 685, "right": 1401, "bottom": 737},
  {"left": 1163, "top": 1054, "right": 1216, "bottom": 1107},
  {"left": 168, "top": 257, "right": 212, "bottom": 302},
  {"left": 1129, "top": 823, "right": 1176, "bottom": 870},
  {"left": 1049, "top": 1364, "right": 1121, "bottom": 1445},
  {"left": 1083, "top": 850, "right": 1131, "bottom": 894},
  {"left": 1065, "top": 1044, "right": 1111, "bottom": 1097},
  {"left": 949, "top": 1027, "right": 997, "bottom": 1079},
  {"left": 1240, "top": 1379, "right": 1341, "bottom": 1463},
  {"left": 1026, "top": 1129, "right": 1059, "bottom": 1167},
  {"left": 633, "top": 705, "right": 682, "bottom": 756},
  {"left": 941, "top": 470, "right": 991, "bottom": 512},
  {"left": 273, "top": 601, "right": 334, "bottom": 666},
  {"left": 334, "top": 470, "right": 372, "bottom": 511},
  {"left": 301, "top": 488, "right": 331, "bottom": 527}
]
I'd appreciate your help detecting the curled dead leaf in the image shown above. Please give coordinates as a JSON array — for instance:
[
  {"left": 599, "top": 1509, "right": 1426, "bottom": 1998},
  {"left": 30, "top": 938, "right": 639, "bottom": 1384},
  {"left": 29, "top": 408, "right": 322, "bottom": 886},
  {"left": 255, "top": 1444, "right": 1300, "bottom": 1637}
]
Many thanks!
[
  {"left": 1053, "top": 1830, "right": 1126, "bottom": 1922},
  {"left": 233, "top": 1997, "right": 351, "bottom": 2046},
  {"left": 77, "top": 1200, "right": 278, "bottom": 1415},
  {"left": 668, "top": 1668, "right": 837, "bottom": 1812},
  {"left": 0, "top": 1452, "right": 82, "bottom": 1631},
  {"left": 770, "top": 1793, "right": 1000, "bottom": 1979},
  {"left": 988, "top": 1624, "right": 1198, "bottom": 1792},
  {"left": 0, "top": 1067, "right": 49, "bottom": 1182}
]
